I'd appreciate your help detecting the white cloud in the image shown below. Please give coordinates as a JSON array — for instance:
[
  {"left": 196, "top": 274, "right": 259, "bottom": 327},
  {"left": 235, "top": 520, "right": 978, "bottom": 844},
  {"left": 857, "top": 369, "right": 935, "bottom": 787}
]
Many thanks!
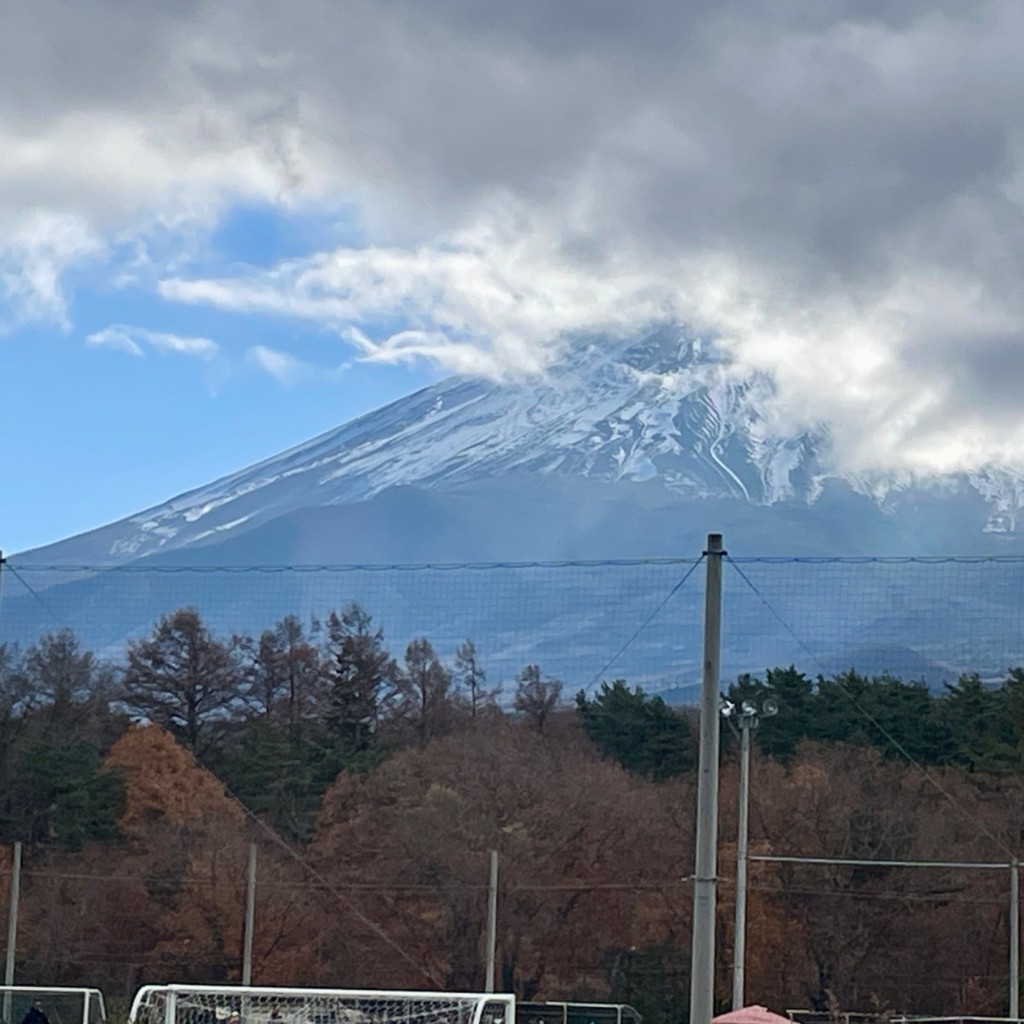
[
  {"left": 162, "top": 204, "right": 678, "bottom": 378},
  {"left": 246, "top": 344, "right": 301, "bottom": 385},
  {"left": 86, "top": 325, "right": 219, "bottom": 360},
  {"left": 0, "top": 212, "right": 102, "bottom": 331},
  {"left": 85, "top": 328, "right": 143, "bottom": 357},
  {"left": 245, "top": 343, "right": 348, "bottom": 386}
]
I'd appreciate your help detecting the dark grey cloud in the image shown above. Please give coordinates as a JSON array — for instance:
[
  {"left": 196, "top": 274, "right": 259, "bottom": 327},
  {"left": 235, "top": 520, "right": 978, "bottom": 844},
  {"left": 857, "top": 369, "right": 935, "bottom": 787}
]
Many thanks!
[
  {"left": 916, "top": 335, "right": 1024, "bottom": 417},
  {"left": 249, "top": 0, "right": 1023, "bottom": 290}
]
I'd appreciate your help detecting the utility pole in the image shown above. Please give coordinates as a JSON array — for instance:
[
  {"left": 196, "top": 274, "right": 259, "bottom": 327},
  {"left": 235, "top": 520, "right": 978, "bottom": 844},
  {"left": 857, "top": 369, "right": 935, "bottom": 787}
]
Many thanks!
[
  {"left": 690, "top": 533, "right": 725, "bottom": 1024},
  {"left": 721, "top": 696, "right": 776, "bottom": 1010}
]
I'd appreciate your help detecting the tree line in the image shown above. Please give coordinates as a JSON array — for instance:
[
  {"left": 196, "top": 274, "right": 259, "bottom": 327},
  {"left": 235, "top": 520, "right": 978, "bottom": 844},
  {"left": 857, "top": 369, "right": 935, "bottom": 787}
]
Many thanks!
[
  {"left": 726, "top": 665, "right": 1024, "bottom": 772},
  {"left": 5, "top": 604, "right": 1024, "bottom": 849},
  {"left": 0, "top": 605, "right": 565, "bottom": 845}
]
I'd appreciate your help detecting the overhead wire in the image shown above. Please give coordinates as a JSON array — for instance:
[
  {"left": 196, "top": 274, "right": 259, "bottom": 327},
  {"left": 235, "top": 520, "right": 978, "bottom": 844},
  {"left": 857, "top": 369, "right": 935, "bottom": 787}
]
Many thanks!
[
  {"left": 584, "top": 558, "right": 703, "bottom": 692},
  {"left": 2, "top": 561, "right": 64, "bottom": 627}
]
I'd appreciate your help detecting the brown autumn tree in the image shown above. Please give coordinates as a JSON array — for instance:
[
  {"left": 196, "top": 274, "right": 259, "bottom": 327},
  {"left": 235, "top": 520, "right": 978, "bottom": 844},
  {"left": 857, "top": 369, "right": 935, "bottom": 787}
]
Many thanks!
[
  {"left": 391, "top": 637, "right": 457, "bottom": 748},
  {"left": 251, "top": 615, "right": 330, "bottom": 726},
  {"left": 109, "top": 723, "right": 445, "bottom": 989},
  {"left": 22, "top": 628, "right": 116, "bottom": 709},
  {"left": 454, "top": 640, "right": 502, "bottom": 719}
]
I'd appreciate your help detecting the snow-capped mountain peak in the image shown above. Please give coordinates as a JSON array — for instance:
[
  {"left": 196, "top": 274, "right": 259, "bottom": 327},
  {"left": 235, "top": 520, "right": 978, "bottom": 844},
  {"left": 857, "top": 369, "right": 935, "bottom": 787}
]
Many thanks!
[{"left": 30, "top": 330, "right": 823, "bottom": 563}]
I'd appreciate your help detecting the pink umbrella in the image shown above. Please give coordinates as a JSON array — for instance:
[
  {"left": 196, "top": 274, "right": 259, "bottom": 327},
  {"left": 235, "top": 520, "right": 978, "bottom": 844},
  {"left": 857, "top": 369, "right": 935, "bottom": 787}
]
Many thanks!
[{"left": 713, "top": 1008, "right": 792, "bottom": 1024}]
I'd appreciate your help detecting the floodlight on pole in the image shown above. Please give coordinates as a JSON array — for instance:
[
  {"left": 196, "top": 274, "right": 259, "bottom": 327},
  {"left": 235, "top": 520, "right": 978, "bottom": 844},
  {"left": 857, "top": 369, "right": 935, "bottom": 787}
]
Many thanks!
[{"left": 721, "top": 696, "right": 777, "bottom": 1011}]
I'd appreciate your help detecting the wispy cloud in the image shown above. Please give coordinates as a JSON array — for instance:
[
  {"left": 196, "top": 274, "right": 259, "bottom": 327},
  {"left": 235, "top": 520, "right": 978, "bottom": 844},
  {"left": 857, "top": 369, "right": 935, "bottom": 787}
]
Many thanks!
[
  {"left": 246, "top": 343, "right": 348, "bottom": 387},
  {"left": 161, "top": 208, "right": 674, "bottom": 379},
  {"left": 0, "top": 213, "right": 102, "bottom": 332},
  {"left": 86, "top": 324, "right": 219, "bottom": 360}
]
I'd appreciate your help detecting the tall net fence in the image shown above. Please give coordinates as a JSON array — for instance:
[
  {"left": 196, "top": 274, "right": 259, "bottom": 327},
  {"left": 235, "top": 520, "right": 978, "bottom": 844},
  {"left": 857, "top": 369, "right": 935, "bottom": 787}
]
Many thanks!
[
  {"left": 0, "top": 560, "right": 704, "bottom": 697},
  {"left": 3, "top": 549, "right": 1024, "bottom": 1017},
  {"left": 2, "top": 554, "right": 1024, "bottom": 692},
  {"left": 723, "top": 555, "right": 1024, "bottom": 685}
]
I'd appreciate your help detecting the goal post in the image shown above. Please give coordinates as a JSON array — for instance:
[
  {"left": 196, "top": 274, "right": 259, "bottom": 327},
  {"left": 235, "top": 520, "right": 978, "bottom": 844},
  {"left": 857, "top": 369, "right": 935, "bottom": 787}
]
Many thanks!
[
  {"left": 129, "top": 986, "right": 515, "bottom": 1024},
  {"left": 0, "top": 987, "right": 107, "bottom": 1024}
]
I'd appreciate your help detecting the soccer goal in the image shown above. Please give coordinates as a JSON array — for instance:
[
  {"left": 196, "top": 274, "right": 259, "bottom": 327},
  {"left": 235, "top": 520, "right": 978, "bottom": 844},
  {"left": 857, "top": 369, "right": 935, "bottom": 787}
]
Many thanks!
[
  {"left": 0, "top": 987, "right": 107, "bottom": 1024},
  {"left": 128, "top": 986, "right": 515, "bottom": 1024}
]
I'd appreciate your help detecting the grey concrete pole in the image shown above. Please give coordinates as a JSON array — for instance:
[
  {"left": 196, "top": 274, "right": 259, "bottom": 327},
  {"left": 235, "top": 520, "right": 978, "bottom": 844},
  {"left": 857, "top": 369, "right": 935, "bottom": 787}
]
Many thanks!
[
  {"left": 732, "top": 719, "right": 752, "bottom": 1011},
  {"left": 485, "top": 849, "right": 498, "bottom": 993},
  {"left": 242, "top": 843, "right": 257, "bottom": 986},
  {"left": 690, "top": 533, "right": 725, "bottom": 1024},
  {"left": 1012, "top": 858, "right": 1019, "bottom": 1020},
  {"left": 4, "top": 842, "right": 21, "bottom": 1024}
]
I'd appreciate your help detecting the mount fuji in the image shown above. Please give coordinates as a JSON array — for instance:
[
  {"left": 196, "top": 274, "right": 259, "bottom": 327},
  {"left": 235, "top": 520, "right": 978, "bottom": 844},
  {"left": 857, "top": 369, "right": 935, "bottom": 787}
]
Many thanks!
[
  {"left": 17, "top": 329, "right": 1024, "bottom": 567},
  {"left": 7, "top": 329, "right": 1024, "bottom": 692}
]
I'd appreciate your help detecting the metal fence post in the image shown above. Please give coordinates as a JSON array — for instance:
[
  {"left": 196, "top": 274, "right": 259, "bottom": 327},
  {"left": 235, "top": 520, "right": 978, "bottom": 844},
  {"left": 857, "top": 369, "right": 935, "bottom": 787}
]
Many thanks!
[
  {"left": 4, "top": 840, "right": 22, "bottom": 1023},
  {"left": 1012, "top": 858, "right": 1019, "bottom": 1019},
  {"left": 242, "top": 843, "right": 257, "bottom": 986},
  {"left": 485, "top": 849, "right": 498, "bottom": 993}
]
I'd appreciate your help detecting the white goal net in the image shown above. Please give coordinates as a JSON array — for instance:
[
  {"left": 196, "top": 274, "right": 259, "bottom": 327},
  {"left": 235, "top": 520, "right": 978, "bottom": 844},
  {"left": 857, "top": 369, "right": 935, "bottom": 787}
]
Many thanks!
[
  {"left": 0, "top": 987, "right": 107, "bottom": 1024},
  {"left": 129, "top": 986, "right": 514, "bottom": 1024}
]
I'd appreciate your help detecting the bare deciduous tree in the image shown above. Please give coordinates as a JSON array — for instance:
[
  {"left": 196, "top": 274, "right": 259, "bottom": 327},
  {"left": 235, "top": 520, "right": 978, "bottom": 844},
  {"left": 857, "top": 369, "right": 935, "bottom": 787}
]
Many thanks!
[
  {"left": 122, "top": 608, "right": 251, "bottom": 754},
  {"left": 454, "top": 639, "right": 501, "bottom": 718},
  {"left": 252, "top": 614, "right": 330, "bottom": 726},
  {"left": 393, "top": 637, "right": 455, "bottom": 747},
  {"left": 513, "top": 664, "right": 562, "bottom": 732}
]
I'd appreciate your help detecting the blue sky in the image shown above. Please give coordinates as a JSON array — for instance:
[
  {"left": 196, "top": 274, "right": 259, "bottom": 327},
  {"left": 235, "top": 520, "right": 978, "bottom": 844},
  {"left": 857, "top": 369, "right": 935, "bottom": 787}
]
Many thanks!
[
  {"left": 5, "top": 1, "right": 1024, "bottom": 556},
  {"left": 1, "top": 205, "right": 442, "bottom": 553}
]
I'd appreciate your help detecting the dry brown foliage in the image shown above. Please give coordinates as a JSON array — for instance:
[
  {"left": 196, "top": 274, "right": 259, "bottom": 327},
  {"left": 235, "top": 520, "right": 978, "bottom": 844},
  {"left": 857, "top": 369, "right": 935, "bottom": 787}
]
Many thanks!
[{"left": 311, "top": 717, "right": 693, "bottom": 997}]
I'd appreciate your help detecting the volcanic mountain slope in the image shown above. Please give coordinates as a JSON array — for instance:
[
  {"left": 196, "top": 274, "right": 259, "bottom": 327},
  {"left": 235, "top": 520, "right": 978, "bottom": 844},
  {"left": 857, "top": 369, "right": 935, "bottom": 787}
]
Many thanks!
[{"left": 21, "top": 331, "right": 842, "bottom": 565}]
